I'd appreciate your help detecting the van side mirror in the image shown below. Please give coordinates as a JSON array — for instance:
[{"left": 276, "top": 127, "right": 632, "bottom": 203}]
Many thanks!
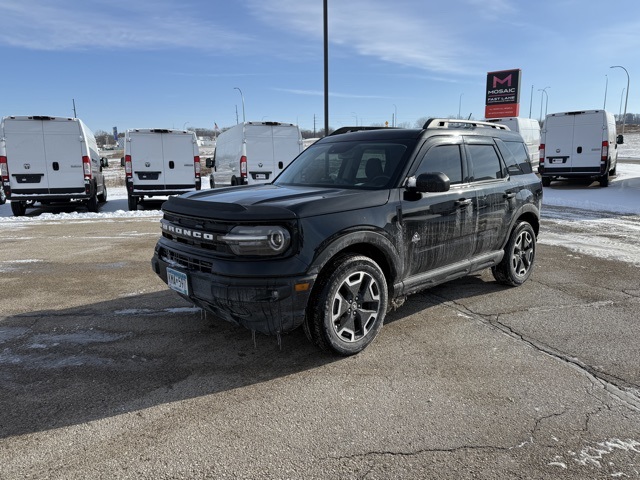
[
  {"left": 100, "top": 157, "right": 109, "bottom": 168},
  {"left": 205, "top": 157, "right": 215, "bottom": 168},
  {"left": 120, "top": 157, "right": 125, "bottom": 167},
  {"left": 617, "top": 134, "right": 624, "bottom": 145}
]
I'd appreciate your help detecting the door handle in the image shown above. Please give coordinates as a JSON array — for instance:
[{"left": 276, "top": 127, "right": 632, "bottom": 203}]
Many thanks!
[
  {"left": 455, "top": 198, "right": 472, "bottom": 207},
  {"left": 503, "top": 192, "right": 516, "bottom": 199}
]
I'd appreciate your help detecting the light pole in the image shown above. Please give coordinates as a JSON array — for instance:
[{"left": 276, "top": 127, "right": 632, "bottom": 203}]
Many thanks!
[
  {"left": 538, "top": 87, "right": 550, "bottom": 123},
  {"left": 610, "top": 65, "right": 630, "bottom": 134},
  {"left": 529, "top": 84, "right": 534, "bottom": 118},
  {"left": 603, "top": 75, "right": 608, "bottom": 110},
  {"left": 393, "top": 104, "right": 397, "bottom": 127},
  {"left": 458, "top": 93, "right": 464, "bottom": 119},
  {"left": 619, "top": 88, "right": 626, "bottom": 125},
  {"left": 234, "top": 87, "right": 246, "bottom": 124}
]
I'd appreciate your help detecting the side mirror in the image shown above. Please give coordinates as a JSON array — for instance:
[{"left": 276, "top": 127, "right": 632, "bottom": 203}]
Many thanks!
[
  {"left": 205, "top": 157, "right": 215, "bottom": 168},
  {"left": 120, "top": 157, "right": 125, "bottom": 167},
  {"left": 100, "top": 157, "right": 109, "bottom": 168},
  {"left": 409, "top": 172, "right": 451, "bottom": 193},
  {"left": 617, "top": 134, "right": 624, "bottom": 145}
]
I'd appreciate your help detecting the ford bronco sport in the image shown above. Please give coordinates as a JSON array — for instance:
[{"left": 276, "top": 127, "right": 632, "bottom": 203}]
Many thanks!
[{"left": 152, "top": 119, "right": 543, "bottom": 355}]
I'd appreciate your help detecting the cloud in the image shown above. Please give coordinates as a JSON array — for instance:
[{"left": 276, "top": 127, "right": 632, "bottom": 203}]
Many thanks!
[
  {"left": 247, "top": 0, "right": 487, "bottom": 75},
  {"left": 0, "top": 0, "right": 248, "bottom": 51}
]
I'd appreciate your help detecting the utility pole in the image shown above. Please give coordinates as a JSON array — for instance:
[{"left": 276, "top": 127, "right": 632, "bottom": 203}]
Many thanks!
[
  {"left": 323, "top": 0, "right": 329, "bottom": 136},
  {"left": 72, "top": 99, "right": 77, "bottom": 118}
]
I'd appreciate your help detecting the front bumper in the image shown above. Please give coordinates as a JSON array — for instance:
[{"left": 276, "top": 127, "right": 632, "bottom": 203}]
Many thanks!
[{"left": 151, "top": 249, "right": 315, "bottom": 336}]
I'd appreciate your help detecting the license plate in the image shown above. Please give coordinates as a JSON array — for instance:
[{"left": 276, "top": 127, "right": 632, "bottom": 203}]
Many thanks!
[
  {"left": 550, "top": 158, "right": 565, "bottom": 164},
  {"left": 167, "top": 267, "right": 189, "bottom": 295},
  {"left": 255, "top": 173, "right": 266, "bottom": 180}
]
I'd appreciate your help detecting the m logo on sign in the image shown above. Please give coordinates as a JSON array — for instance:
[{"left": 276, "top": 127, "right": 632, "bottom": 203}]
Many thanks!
[{"left": 493, "top": 74, "right": 512, "bottom": 88}]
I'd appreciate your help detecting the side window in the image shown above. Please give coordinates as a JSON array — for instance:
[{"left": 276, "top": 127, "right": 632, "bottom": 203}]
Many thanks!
[
  {"left": 500, "top": 139, "right": 533, "bottom": 174},
  {"left": 415, "top": 144, "right": 463, "bottom": 185},
  {"left": 466, "top": 144, "right": 503, "bottom": 181},
  {"left": 495, "top": 139, "right": 525, "bottom": 176}
]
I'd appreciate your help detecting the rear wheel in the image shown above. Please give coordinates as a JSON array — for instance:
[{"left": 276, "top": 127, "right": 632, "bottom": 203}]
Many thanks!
[
  {"left": 599, "top": 171, "right": 609, "bottom": 187},
  {"left": 492, "top": 221, "right": 536, "bottom": 286},
  {"left": 10, "top": 201, "right": 26, "bottom": 217},
  {"left": 87, "top": 193, "right": 99, "bottom": 212},
  {"left": 541, "top": 176, "right": 551, "bottom": 187},
  {"left": 127, "top": 195, "right": 138, "bottom": 211},
  {"left": 305, "top": 254, "right": 388, "bottom": 356},
  {"left": 98, "top": 184, "right": 107, "bottom": 203}
]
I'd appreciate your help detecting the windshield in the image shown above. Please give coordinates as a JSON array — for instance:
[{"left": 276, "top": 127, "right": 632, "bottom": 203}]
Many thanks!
[{"left": 274, "top": 139, "right": 414, "bottom": 189}]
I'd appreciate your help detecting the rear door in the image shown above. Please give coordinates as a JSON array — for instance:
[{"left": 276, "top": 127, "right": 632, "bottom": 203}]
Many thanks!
[
  {"left": 4, "top": 118, "right": 49, "bottom": 193},
  {"left": 271, "top": 125, "right": 301, "bottom": 180},
  {"left": 571, "top": 113, "right": 603, "bottom": 171},
  {"left": 161, "top": 132, "right": 196, "bottom": 189},
  {"left": 245, "top": 125, "right": 275, "bottom": 184},
  {"left": 130, "top": 131, "right": 165, "bottom": 188},
  {"left": 544, "top": 114, "right": 575, "bottom": 172},
  {"left": 42, "top": 119, "right": 84, "bottom": 192}
]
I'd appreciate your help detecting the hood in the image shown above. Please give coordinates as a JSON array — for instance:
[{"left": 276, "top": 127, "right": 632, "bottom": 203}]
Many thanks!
[{"left": 162, "top": 184, "right": 390, "bottom": 221}]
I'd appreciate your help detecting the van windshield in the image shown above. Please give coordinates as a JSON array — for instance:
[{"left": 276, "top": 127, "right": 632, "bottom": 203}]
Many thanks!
[{"left": 274, "top": 139, "right": 414, "bottom": 189}]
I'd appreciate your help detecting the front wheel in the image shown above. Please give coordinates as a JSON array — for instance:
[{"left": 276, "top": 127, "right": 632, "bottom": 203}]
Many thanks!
[
  {"left": 305, "top": 254, "right": 388, "bottom": 356},
  {"left": 492, "top": 222, "right": 536, "bottom": 287},
  {"left": 599, "top": 171, "right": 610, "bottom": 187},
  {"left": 98, "top": 184, "right": 107, "bottom": 203}
]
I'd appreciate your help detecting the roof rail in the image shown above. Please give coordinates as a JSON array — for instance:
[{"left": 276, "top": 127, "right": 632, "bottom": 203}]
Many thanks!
[
  {"left": 329, "top": 126, "right": 392, "bottom": 136},
  {"left": 423, "top": 118, "right": 508, "bottom": 130}
]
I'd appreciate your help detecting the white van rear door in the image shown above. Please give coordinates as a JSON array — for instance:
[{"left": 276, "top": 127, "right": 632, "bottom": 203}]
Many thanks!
[
  {"left": 4, "top": 119, "right": 49, "bottom": 192},
  {"left": 545, "top": 115, "right": 575, "bottom": 169},
  {"left": 162, "top": 133, "right": 195, "bottom": 189},
  {"left": 571, "top": 113, "right": 603, "bottom": 170},
  {"left": 130, "top": 132, "right": 165, "bottom": 187},
  {"left": 271, "top": 125, "right": 302, "bottom": 177},
  {"left": 42, "top": 119, "right": 84, "bottom": 192},
  {"left": 245, "top": 125, "right": 275, "bottom": 183}
]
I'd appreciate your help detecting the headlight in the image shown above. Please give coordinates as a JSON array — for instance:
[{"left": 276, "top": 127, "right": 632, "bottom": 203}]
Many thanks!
[{"left": 220, "top": 226, "right": 291, "bottom": 256}]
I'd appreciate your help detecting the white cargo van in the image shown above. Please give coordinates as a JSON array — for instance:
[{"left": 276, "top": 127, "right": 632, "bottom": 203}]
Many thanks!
[
  {"left": 485, "top": 117, "right": 541, "bottom": 167},
  {"left": 539, "top": 110, "right": 621, "bottom": 187},
  {"left": 0, "top": 115, "right": 107, "bottom": 216},
  {"left": 124, "top": 128, "right": 201, "bottom": 210},
  {"left": 208, "top": 121, "right": 303, "bottom": 187}
]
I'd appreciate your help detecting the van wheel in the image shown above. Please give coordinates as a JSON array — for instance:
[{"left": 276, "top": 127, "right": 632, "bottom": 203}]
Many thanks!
[
  {"left": 98, "top": 184, "right": 107, "bottom": 203},
  {"left": 231, "top": 176, "right": 238, "bottom": 186},
  {"left": 541, "top": 176, "right": 551, "bottom": 187},
  {"left": 492, "top": 221, "right": 536, "bottom": 287},
  {"left": 10, "top": 201, "right": 26, "bottom": 217},
  {"left": 304, "top": 254, "right": 388, "bottom": 356},
  {"left": 128, "top": 195, "right": 138, "bottom": 211},
  {"left": 599, "top": 172, "right": 609, "bottom": 187},
  {"left": 610, "top": 164, "right": 617, "bottom": 176},
  {"left": 87, "top": 193, "right": 99, "bottom": 212}
]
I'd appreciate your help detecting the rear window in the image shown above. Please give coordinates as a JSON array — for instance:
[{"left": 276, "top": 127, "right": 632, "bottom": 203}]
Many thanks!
[{"left": 496, "top": 139, "right": 533, "bottom": 175}]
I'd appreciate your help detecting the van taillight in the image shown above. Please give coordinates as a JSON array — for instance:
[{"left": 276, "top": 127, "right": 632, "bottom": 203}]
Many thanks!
[
  {"left": 539, "top": 144, "right": 545, "bottom": 164},
  {"left": 194, "top": 156, "right": 201, "bottom": 178},
  {"left": 82, "top": 156, "right": 92, "bottom": 179},
  {"left": 125, "top": 155, "right": 132, "bottom": 178},
  {"left": 0, "top": 156, "right": 8, "bottom": 182},
  {"left": 601, "top": 141, "right": 609, "bottom": 161},
  {"left": 240, "top": 155, "right": 247, "bottom": 178}
]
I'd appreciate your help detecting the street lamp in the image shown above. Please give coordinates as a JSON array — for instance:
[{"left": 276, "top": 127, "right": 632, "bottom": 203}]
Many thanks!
[
  {"left": 458, "top": 93, "right": 464, "bottom": 119},
  {"left": 183, "top": 122, "right": 190, "bottom": 130},
  {"left": 619, "top": 88, "right": 626, "bottom": 125},
  {"left": 393, "top": 104, "right": 397, "bottom": 127},
  {"left": 234, "top": 87, "right": 246, "bottom": 124},
  {"left": 538, "top": 87, "right": 550, "bottom": 123},
  {"left": 603, "top": 75, "right": 608, "bottom": 110},
  {"left": 610, "top": 65, "right": 630, "bottom": 134}
]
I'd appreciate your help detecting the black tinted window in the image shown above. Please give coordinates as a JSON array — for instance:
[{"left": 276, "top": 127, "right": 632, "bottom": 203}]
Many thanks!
[
  {"left": 416, "top": 144, "right": 463, "bottom": 184},
  {"left": 466, "top": 144, "right": 503, "bottom": 181},
  {"left": 500, "top": 139, "right": 533, "bottom": 174}
]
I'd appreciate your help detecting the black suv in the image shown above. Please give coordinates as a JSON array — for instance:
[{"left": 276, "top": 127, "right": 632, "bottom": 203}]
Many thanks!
[{"left": 152, "top": 119, "right": 542, "bottom": 355}]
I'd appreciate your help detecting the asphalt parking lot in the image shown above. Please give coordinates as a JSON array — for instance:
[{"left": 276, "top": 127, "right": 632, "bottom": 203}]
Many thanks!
[{"left": 1, "top": 213, "right": 639, "bottom": 479}]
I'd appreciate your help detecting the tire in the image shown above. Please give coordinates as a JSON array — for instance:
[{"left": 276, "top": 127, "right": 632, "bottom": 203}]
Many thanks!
[
  {"left": 541, "top": 176, "right": 551, "bottom": 187},
  {"left": 98, "top": 184, "right": 107, "bottom": 203},
  {"left": 610, "top": 164, "right": 617, "bottom": 176},
  {"left": 231, "top": 176, "right": 238, "bottom": 186},
  {"left": 0, "top": 188, "right": 5, "bottom": 205},
  {"left": 599, "top": 171, "right": 609, "bottom": 187},
  {"left": 87, "top": 193, "right": 99, "bottom": 212},
  {"left": 305, "top": 254, "right": 388, "bottom": 356},
  {"left": 10, "top": 201, "right": 26, "bottom": 217},
  {"left": 209, "top": 176, "right": 215, "bottom": 189},
  {"left": 492, "top": 222, "right": 536, "bottom": 287},
  {"left": 127, "top": 195, "right": 138, "bottom": 211}
]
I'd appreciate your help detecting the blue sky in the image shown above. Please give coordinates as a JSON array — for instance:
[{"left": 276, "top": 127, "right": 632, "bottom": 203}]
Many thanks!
[{"left": 1, "top": 0, "right": 639, "bottom": 134}]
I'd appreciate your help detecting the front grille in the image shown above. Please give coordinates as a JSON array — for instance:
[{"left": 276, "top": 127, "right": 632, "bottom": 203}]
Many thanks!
[
  {"left": 161, "top": 212, "right": 234, "bottom": 256},
  {"left": 159, "top": 248, "right": 213, "bottom": 273}
]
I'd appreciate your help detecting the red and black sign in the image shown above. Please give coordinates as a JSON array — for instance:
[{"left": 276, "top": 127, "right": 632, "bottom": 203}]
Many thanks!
[{"left": 485, "top": 69, "right": 521, "bottom": 118}]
